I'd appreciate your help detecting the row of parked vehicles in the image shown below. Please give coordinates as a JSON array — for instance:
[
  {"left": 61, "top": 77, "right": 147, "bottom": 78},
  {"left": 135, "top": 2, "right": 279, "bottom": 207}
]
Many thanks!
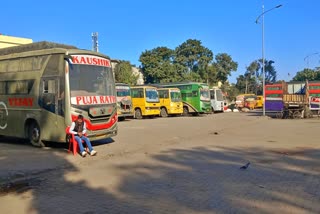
[
  {"left": 235, "top": 94, "right": 264, "bottom": 110},
  {"left": 116, "top": 82, "right": 226, "bottom": 120}
]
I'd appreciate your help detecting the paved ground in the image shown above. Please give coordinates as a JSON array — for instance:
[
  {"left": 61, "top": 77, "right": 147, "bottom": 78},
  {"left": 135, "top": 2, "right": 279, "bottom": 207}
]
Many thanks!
[{"left": 0, "top": 113, "right": 320, "bottom": 214}]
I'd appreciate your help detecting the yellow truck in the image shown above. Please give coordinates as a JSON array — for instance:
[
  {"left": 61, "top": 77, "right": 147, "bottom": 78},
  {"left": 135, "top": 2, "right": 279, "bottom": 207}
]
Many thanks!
[
  {"left": 131, "top": 86, "right": 160, "bottom": 119},
  {"left": 157, "top": 88, "right": 183, "bottom": 117}
]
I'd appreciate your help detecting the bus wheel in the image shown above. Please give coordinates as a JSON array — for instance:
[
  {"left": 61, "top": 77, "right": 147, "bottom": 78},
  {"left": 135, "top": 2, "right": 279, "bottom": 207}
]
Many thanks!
[
  {"left": 135, "top": 109, "right": 143, "bottom": 119},
  {"left": 182, "top": 107, "right": 189, "bottom": 116},
  {"left": 28, "top": 122, "right": 44, "bottom": 147},
  {"left": 293, "top": 111, "right": 301, "bottom": 119},
  {"left": 160, "top": 108, "right": 168, "bottom": 118}
]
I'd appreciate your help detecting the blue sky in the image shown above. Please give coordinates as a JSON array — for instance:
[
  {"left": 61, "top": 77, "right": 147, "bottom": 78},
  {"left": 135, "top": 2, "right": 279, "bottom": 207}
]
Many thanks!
[{"left": 1, "top": 0, "right": 319, "bottom": 83}]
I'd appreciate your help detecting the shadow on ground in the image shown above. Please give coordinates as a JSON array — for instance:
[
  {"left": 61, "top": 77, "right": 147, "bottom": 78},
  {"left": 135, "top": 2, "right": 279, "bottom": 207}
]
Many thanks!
[{"left": 1, "top": 140, "right": 320, "bottom": 213}]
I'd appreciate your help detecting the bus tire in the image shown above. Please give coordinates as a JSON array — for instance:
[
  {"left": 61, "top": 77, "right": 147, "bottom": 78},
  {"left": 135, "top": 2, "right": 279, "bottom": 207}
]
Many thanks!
[
  {"left": 28, "top": 122, "right": 45, "bottom": 147},
  {"left": 182, "top": 107, "right": 189, "bottom": 116},
  {"left": 160, "top": 108, "right": 168, "bottom": 118},
  {"left": 135, "top": 109, "right": 143, "bottom": 119}
]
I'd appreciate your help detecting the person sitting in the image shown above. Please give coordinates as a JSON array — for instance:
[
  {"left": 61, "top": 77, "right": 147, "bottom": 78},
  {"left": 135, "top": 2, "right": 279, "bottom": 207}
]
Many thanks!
[{"left": 69, "top": 114, "right": 97, "bottom": 157}]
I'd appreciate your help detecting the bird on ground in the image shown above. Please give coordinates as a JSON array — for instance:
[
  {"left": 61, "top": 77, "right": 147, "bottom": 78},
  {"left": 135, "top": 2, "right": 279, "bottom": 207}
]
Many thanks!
[{"left": 240, "top": 162, "right": 250, "bottom": 170}]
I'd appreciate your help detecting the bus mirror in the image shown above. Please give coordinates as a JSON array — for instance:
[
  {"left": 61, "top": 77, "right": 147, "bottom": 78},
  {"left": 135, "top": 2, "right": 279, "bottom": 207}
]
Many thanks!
[
  {"left": 64, "top": 55, "right": 73, "bottom": 69},
  {"left": 64, "top": 55, "right": 72, "bottom": 60}
]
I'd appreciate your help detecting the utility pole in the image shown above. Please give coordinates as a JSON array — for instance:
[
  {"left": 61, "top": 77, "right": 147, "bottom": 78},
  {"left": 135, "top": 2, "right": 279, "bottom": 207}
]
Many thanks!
[
  {"left": 92, "top": 32, "right": 99, "bottom": 52},
  {"left": 256, "top": 3, "right": 282, "bottom": 116}
]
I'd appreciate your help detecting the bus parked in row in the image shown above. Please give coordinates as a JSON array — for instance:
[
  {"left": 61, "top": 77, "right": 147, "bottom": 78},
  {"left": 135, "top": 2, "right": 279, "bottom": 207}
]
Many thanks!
[
  {"left": 210, "top": 87, "right": 224, "bottom": 113},
  {"left": 115, "top": 83, "right": 133, "bottom": 121},
  {"left": 0, "top": 41, "right": 118, "bottom": 146},
  {"left": 157, "top": 88, "right": 183, "bottom": 117},
  {"left": 159, "top": 82, "right": 211, "bottom": 116},
  {"left": 131, "top": 85, "right": 160, "bottom": 119}
]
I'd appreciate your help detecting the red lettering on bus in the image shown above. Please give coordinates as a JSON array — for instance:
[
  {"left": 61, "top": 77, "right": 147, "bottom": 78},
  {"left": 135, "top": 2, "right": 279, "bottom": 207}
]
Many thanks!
[
  {"left": 28, "top": 98, "right": 33, "bottom": 106},
  {"left": 76, "top": 96, "right": 82, "bottom": 105},
  {"left": 100, "top": 96, "right": 105, "bottom": 103},
  {"left": 72, "top": 56, "right": 80, "bottom": 64},
  {"left": 71, "top": 55, "right": 111, "bottom": 67},
  {"left": 8, "top": 97, "right": 34, "bottom": 107},
  {"left": 93, "top": 58, "right": 98, "bottom": 65},
  {"left": 80, "top": 57, "right": 86, "bottom": 64},
  {"left": 71, "top": 96, "right": 116, "bottom": 105}
]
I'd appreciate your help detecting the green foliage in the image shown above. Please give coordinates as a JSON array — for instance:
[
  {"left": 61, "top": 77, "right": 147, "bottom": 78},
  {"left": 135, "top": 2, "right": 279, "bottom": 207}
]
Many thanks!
[
  {"left": 292, "top": 68, "right": 320, "bottom": 81},
  {"left": 139, "top": 47, "right": 180, "bottom": 83},
  {"left": 235, "top": 59, "right": 277, "bottom": 95},
  {"left": 174, "top": 39, "right": 213, "bottom": 75},
  {"left": 139, "top": 39, "right": 238, "bottom": 84},
  {"left": 114, "top": 61, "right": 139, "bottom": 85},
  {"left": 220, "top": 82, "right": 239, "bottom": 101},
  {"left": 213, "top": 53, "right": 238, "bottom": 84}
]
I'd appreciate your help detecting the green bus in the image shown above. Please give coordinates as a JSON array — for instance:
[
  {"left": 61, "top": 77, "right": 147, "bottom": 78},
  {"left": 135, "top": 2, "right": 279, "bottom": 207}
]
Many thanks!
[
  {"left": 0, "top": 41, "right": 118, "bottom": 147},
  {"left": 158, "top": 82, "right": 211, "bottom": 116}
]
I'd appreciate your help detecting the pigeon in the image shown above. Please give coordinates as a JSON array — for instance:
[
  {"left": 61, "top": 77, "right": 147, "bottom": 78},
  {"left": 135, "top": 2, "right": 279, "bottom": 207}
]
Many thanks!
[{"left": 240, "top": 162, "right": 250, "bottom": 170}]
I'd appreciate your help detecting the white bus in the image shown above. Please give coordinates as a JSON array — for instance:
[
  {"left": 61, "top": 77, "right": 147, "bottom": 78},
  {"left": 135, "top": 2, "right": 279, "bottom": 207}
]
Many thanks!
[{"left": 210, "top": 88, "right": 224, "bottom": 113}]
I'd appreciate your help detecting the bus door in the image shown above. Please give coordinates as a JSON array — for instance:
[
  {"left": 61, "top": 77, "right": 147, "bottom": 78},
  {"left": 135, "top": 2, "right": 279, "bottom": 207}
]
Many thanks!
[{"left": 39, "top": 78, "right": 61, "bottom": 135}]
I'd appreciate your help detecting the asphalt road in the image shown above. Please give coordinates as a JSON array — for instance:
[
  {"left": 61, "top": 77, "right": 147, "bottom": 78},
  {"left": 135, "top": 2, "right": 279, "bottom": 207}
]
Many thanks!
[{"left": 0, "top": 113, "right": 320, "bottom": 214}]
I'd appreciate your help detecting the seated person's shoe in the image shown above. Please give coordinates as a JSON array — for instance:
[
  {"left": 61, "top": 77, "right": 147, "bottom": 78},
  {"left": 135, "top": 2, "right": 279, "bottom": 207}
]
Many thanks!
[
  {"left": 90, "top": 150, "right": 97, "bottom": 156},
  {"left": 81, "top": 151, "right": 87, "bottom": 157}
]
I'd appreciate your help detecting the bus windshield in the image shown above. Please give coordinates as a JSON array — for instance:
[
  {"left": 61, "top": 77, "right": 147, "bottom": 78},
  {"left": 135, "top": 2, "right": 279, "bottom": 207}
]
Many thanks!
[
  {"left": 145, "top": 88, "right": 159, "bottom": 102},
  {"left": 116, "top": 86, "right": 130, "bottom": 97},
  {"left": 170, "top": 91, "right": 181, "bottom": 102},
  {"left": 216, "top": 89, "right": 224, "bottom": 101},
  {"left": 200, "top": 89, "right": 210, "bottom": 101},
  {"left": 69, "top": 64, "right": 115, "bottom": 97}
]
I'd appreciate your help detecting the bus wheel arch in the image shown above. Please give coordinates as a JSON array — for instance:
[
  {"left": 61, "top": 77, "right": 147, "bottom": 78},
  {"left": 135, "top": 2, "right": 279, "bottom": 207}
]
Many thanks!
[
  {"left": 160, "top": 107, "right": 168, "bottom": 118},
  {"left": 25, "top": 119, "right": 45, "bottom": 147},
  {"left": 183, "top": 106, "right": 189, "bottom": 116},
  {"left": 134, "top": 108, "right": 143, "bottom": 119}
]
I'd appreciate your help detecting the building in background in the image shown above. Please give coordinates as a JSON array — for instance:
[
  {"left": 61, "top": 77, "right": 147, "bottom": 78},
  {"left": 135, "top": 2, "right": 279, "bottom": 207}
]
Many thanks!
[
  {"left": 0, "top": 34, "right": 33, "bottom": 48},
  {"left": 111, "top": 59, "right": 144, "bottom": 85}
]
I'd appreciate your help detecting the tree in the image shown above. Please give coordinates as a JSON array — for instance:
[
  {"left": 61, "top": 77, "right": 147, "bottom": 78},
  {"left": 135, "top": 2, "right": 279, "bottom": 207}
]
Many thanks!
[
  {"left": 207, "top": 64, "right": 218, "bottom": 86},
  {"left": 220, "top": 82, "right": 239, "bottom": 102},
  {"left": 139, "top": 47, "right": 179, "bottom": 83},
  {"left": 235, "top": 75, "right": 247, "bottom": 93},
  {"left": 263, "top": 60, "right": 277, "bottom": 84},
  {"left": 114, "top": 61, "right": 139, "bottom": 85},
  {"left": 245, "top": 61, "right": 260, "bottom": 94},
  {"left": 292, "top": 68, "right": 319, "bottom": 81},
  {"left": 174, "top": 39, "right": 213, "bottom": 81},
  {"left": 213, "top": 53, "right": 238, "bottom": 84}
]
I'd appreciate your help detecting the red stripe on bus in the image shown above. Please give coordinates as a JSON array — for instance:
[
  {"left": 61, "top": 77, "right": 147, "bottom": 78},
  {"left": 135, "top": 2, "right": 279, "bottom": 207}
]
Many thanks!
[
  {"left": 309, "top": 90, "right": 320, "bottom": 94},
  {"left": 71, "top": 113, "right": 117, "bottom": 131},
  {"left": 265, "top": 90, "right": 283, "bottom": 94}
]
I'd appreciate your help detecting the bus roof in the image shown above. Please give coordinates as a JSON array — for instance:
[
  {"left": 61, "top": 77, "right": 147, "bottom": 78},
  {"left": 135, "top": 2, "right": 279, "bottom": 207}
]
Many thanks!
[
  {"left": 157, "top": 81, "right": 208, "bottom": 86},
  {"left": 131, "top": 85, "right": 157, "bottom": 89},
  {"left": 0, "top": 41, "right": 78, "bottom": 56},
  {"left": 157, "top": 87, "right": 180, "bottom": 91}
]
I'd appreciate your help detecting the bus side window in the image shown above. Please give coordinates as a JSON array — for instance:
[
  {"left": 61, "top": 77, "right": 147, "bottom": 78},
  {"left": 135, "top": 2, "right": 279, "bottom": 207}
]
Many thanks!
[
  {"left": 192, "top": 91, "right": 198, "bottom": 97},
  {"left": 40, "top": 79, "right": 56, "bottom": 113},
  {"left": 210, "top": 91, "right": 215, "bottom": 99},
  {"left": 158, "top": 90, "right": 164, "bottom": 99},
  {"left": 164, "top": 91, "right": 168, "bottom": 98}
]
